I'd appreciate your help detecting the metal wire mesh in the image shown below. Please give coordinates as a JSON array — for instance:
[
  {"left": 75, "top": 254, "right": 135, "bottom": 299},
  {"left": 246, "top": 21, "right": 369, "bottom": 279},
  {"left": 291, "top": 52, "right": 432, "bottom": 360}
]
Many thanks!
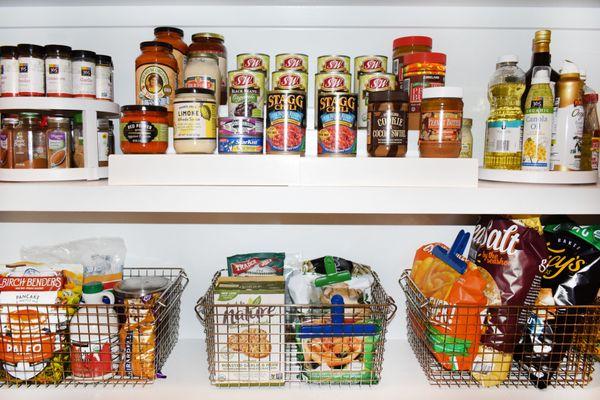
[
  {"left": 399, "top": 269, "right": 599, "bottom": 388},
  {"left": 0, "top": 266, "right": 188, "bottom": 387},
  {"left": 196, "top": 270, "right": 397, "bottom": 386}
]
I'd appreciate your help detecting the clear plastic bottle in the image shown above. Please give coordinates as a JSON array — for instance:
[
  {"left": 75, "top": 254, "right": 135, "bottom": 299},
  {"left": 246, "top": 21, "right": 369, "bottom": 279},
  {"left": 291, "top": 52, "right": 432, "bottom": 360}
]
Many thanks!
[
  {"left": 580, "top": 70, "right": 599, "bottom": 171},
  {"left": 484, "top": 55, "right": 526, "bottom": 170}
]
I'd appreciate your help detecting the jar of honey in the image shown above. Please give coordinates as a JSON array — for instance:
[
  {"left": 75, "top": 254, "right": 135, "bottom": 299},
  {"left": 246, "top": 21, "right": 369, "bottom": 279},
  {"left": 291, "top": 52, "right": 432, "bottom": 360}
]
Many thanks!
[
  {"left": 419, "top": 87, "right": 463, "bottom": 158},
  {"left": 120, "top": 105, "right": 168, "bottom": 154}
]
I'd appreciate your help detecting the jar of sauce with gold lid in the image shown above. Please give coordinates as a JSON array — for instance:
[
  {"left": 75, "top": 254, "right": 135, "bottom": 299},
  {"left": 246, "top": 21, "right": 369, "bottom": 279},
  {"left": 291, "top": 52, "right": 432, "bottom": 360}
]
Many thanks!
[
  {"left": 419, "top": 86, "right": 463, "bottom": 158},
  {"left": 154, "top": 27, "right": 188, "bottom": 90},
  {"left": 189, "top": 33, "right": 227, "bottom": 105}
]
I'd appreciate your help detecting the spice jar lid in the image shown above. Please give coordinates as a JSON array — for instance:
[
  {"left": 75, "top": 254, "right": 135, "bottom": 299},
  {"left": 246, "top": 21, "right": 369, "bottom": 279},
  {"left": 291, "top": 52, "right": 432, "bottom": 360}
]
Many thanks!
[
  {"left": 0, "top": 46, "right": 17, "bottom": 58},
  {"left": 369, "top": 90, "right": 408, "bottom": 103},
  {"left": 140, "top": 41, "right": 173, "bottom": 51},
  {"left": 393, "top": 36, "right": 433, "bottom": 49},
  {"left": 192, "top": 32, "right": 224, "bottom": 42},
  {"left": 175, "top": 87, "right": 215, "bottom": 96},
  {"left": 462, "top": 118, "right": 473, "bottom": 127},
  {"left": 121, "top": 104, "right": 168, "bottom": 113},
  {"left": 403, "top": 51, "right": 446, "bottom": 66},
  {"left": 154, "top": 26, "right": 184, "bottom": 37},
  {"left": 44, "top": 45, "right": 72, "bottom": 57},
  {"left": 96, "top": 54, "right": 113, "bottom": 66},
  {"left": 113, "top": 276, "right": 170, "bottom": 299},
  {"left": 422, "top": 86, "right": 463, "bottom": 100},
  {"left": 17, "top": 44, "right": 45, "bottom": 57},
  {"left": 72, "top": 49, "right": 97, "bottom": 60}
]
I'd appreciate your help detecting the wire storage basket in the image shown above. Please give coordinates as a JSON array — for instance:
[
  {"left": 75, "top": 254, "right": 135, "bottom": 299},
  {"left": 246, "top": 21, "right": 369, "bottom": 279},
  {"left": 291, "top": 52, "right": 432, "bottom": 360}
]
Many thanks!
[
  {"left": 196, "top": 270, "right": 397, "bottom": 387},
  {"left": 0, "top": 266, "right": 188, "bottom": 387},
  {"left": 399, "top": 269, "right": 600, "bottom": 388}
]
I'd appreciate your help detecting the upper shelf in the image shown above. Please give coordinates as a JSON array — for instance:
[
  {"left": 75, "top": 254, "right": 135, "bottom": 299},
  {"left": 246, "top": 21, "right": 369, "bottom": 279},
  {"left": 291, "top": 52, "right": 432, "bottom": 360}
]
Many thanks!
[{"left": 0, "top": 97, "right": 120, "bottom": 118}]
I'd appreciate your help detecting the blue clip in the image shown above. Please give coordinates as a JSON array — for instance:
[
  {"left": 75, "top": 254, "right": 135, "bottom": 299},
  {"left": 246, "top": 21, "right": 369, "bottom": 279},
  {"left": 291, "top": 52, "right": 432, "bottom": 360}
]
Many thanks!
[
  {"left": 298, "top": 294, "right": 379, "bottom": 338},
  {"left": 431, "top": 229, "right": 470, "bottom": 275}
]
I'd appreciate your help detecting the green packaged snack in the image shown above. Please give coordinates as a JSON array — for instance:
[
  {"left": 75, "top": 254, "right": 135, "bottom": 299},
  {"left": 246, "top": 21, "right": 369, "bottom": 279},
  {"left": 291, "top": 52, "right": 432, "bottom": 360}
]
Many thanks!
[{"left": 227, "top": 252, "right": 285, "bottom": 276}]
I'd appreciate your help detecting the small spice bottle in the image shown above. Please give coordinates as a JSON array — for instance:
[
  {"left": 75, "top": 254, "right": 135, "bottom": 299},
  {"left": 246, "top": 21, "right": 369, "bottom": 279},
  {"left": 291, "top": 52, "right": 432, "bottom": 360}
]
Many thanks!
[
  {"left": 14, "top": 112, "right": 46, "bottom": 168},
  {"left": 392, "top": 36, "right": 432, "bottom": 89},
  {"left": 459, "top": 118, "right": 473, "bottom": 158},
  {"left": 1, "top": 46, "right": 19, "bottom": 97},
  {"left": 120, "top": 105, "right": 168, "bottom": 154},
  {"left": 97, "top": 118, "right": 113, "bottom": 166},
  {"left": 45, "top": 45, "right": 72, "bottom": 97},
  {"left": 0, "top": 115, "right": 19, "bottom": 168},
  {"left": 189, "top": 33, "right": 227, "bottom": 105},
  {"left": 154, "top": 27, "right": 188, "bottom": 90},
  {"left": 72, "top": 50, "right": 97, "bottom": 98},
  {"left": 46, "top": 115, "right": 71, "bottom": 168},
  {"left": 95, "top": 54, "right": 114, "bottom": 101},
  {"left": 135, "top": 41, "right": 178, "bottom": 126},
  {"left": 72, "top": 113, "right": 85, "bottom": 167},
  {"left": 17, "top": 44, "right": 45, "bottom": 97},
  {"left": 367, "top": 90, "right": 409, "bottom": 157},
  {"left": 419, "top": 86, "right": 463, "bottom": 158}
]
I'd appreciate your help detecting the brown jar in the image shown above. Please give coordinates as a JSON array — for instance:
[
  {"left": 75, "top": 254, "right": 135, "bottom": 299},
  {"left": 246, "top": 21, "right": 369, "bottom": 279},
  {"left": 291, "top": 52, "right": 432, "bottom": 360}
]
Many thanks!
[
  {"left": 154, "top": 26, "right": 188, "bottom": 90},
  {"left": 392, "top": 36, "right": 432, "bottom": 89},
  {"left": 367, "top": 90, "right": 409, "bottom": 157},
  {"left": 135, "top": 41, "right": 178, "bottom": 126},
  {"left": 189, "top": 33, "right": 227, "bottom": 105},
  {"left": 0, "top": 115, "right": 18, "bottom": 168},
  {"left": 14, "top": 112, "right": 46, "bottom": 168},
  {"left": 419, "top": 87, "right": 463, "bottom": 158}
]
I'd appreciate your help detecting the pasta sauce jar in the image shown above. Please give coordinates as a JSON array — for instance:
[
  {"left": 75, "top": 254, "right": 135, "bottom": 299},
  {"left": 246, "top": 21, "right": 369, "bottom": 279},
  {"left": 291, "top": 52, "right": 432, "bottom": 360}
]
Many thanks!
[
  {"left": 419, "top": 86, "right": 463, "bottom": 158},
  {"left": 120, "top": 105, "right": 168, "bottom": 154},
  {"left": 189, "top": 33, "right": 227, "bottom": 105},
  {"left": 154, "top": 27, "right": 188, "bottom": 90}
]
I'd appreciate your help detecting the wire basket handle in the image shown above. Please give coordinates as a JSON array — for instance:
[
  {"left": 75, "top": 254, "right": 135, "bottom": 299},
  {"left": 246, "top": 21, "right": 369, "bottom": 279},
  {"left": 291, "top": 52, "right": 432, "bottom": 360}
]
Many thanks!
[
  {"left": 195, "top": 269, "right": 223, "bottom": 325},
  {"left": 399, "top": 269, "right": 430, "bottom": 309},
  {"left": 385, "top": 294, "right": 398, "bottom": 322},
  {"left": 157, "top": 268, "right": 189, "bottom": 309}
]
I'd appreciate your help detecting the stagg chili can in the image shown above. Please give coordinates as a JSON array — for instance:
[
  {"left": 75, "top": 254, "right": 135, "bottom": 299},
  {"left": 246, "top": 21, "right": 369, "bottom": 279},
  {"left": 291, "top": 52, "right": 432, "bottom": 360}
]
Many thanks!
[
  {"left": 265, "top": 90, "right": 307, "bottom": 154},
  {"left": 354, "top": 55, "right": 388, "bottom": 92},
  {"left": 357, "top": 72, "right": 396, "bottom": 128},
  {"left": 218, "top": 116, "right": 264, "bottom": 154},
  {"left": 272, "top": 70, "right": 308, "bottom": 92},
  {"left": 317, "top": 55, "right": 351, "bottom": 73},
  {"left": 275, "top": 53, "right": 309, "bottom": 73},
  {"left": 317, "top": 92, "right": 358, "bottom": 157},
  {"left": 228, "top": 69, "right": 265, "bottom": 118},
  {"left": 236, "top": 53, "right": 270, "bottom": 89},
  {"left": 314, "top": 71, "right": 352, "bottom": 127}
]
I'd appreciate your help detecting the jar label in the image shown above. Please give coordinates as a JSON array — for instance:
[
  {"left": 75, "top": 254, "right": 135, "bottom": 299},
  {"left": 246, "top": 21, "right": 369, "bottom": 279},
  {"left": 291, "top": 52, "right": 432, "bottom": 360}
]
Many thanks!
[
  {"left": 172, "top": 48, "right": 185, "bottom": 90},
  {"left": 550, "top": 103, "right": 584, "bottom": 171},
  {"left": 459, "top": 142, "right": 473, "bottom": 158},
  {"left": 0, "top": 133, "right": 8, "bottom": 167},
  {"left": 420, "top": 111, "right": 462, "bottom": 142},
  {"left": 184, "top": 75, "right": 217, "bottom": 93},
  {"left": 1, "top": 58, "right": 19, "bottom": 95},
  {"left": 174, "top": 102, "right": 217, "bottom": 140},
  {"left": 46, "top": 58, "right": 72, "bottom": 95},
  {"left": 72, "top": 60, "right": 96, "bottom": 97},
  {"left": 486, "top": 119, "right": 523, "bottom": 154},
  {"left": 404, "top": 74, "right": 445, "bottom": 113},
  {"left": 48, "top": 130, "right": 68, "bottom": 168},
  {"left": 95, "top": 65, "right": 113, "bottom": 100},
  {"left": 98, "top": 130, "right": 109, "bottom": 162},
  {"left": 368, "top": 109, "right": 407, "bottom": 147},
  {"left": 120, "top": 121, "right": 168, "bottom": 144},
  {"left": 136, "top": 65, "right": 176, "bottom": 112},
  {"left": 522, "top": 109, "right": 553, "bottom": 170},
  {"left": 18, "top": 57, "right": 45, "bottom": 95}
]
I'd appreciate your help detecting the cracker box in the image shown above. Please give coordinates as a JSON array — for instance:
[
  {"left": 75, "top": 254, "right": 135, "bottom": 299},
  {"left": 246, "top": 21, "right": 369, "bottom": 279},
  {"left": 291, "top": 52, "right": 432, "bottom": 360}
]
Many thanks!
[{"left": 213, "top": 276, "right": 285, "bottom": 386}]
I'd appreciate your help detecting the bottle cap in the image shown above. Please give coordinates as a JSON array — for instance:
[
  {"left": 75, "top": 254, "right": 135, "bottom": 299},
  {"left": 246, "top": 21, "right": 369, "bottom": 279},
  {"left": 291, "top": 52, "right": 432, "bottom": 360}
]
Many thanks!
[
  {"left": 534, "top": 30, "right": 551, "bottom": 43},
  {"left": 497, "top": 54, "right": 519, "bottom": 64},
  {"left": 393, "top": 36, "right": 433, "bottom": 49},
  {"left": 422, "top": 86, "right": 463, "bottom": 100},
  {"left": 532, "top": 68, "right": 550, "bottom": 84},
  {"left": 559, "top": 60, "right": 579, "bottom": 75}
]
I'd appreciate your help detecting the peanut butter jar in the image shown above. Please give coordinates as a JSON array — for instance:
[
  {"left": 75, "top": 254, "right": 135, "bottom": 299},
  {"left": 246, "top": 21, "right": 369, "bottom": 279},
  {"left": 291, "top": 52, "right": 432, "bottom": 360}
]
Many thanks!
[{"left": 419, "top": 86, "right": 463, "bottom": 158}]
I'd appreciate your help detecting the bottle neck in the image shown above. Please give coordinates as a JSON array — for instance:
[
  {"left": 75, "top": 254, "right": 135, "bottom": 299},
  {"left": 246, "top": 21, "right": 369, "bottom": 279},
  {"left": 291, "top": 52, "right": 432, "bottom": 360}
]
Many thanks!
[{"left": 531, "top": 46, "right": 551, "bottom": 68}]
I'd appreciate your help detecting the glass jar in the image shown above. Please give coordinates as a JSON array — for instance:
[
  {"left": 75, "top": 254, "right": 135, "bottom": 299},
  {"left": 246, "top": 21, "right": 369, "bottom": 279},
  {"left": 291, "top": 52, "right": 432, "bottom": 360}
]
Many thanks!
[
  {"left": 97, "top": 118, "right": 113, "bottom": 167},
  {"left": 135, "top": 41, "right": 178, "bottom": 126},
  {"left": 72, "top": 50, "right": 97, "bottom": 98},
  {"left": 367, "top": 90, "right": 409, "bottom": 157},
  {"left": 120, "top": 105, "right": 168, "bottom": 154},
  {"left": 184, "top": 53, "right": 221, "bottom": 106},
  {"left": 0, "top": 115, "right": 18, "bottom": 168},
  {"left": 403, "top": 52, "right": 446, "bottom": 130},
  {"left": 419, "top": 86, "right": 463, "bottom": 158},
  {"left": 14, "top": 113, "right": 46, "bottom": 168},
  {"left": 95, "top": 54, "right": 114, "bottom": 101},
  {"left": 1, "top": 46, "right": 19, "bottom": 97},
  {"left": 17, "top": 44, "right": 45, "bottom": 97},
  {"left": 392, "top": 36, "right": 432, "bottom": 89},
  {"left": 46, "top": 115, "right": 71, "bottom": 168},
  {"left": 189, "top": 33, "right": 227, "bottom": 105},
  {"left": 459, "top": 118, "right": 473, "bottom": 158},
  {"left": 174, "top": 88, "right": 217, "bottom": 154},
  {"left": 154, "top": 26, "right": 188, "bottom": 90},
  {"left": 45, "top": 45, "right": 72, "bottom": 97},
  {"left": 72, "top": 112, "right": 85, "bottom": 167}
]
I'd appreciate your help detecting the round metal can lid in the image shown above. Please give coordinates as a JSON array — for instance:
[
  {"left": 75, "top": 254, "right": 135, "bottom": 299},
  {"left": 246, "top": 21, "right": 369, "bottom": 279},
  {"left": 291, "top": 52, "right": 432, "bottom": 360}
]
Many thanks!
[{"left": 113, "top": 276, "right": 170, "bottom": 298}]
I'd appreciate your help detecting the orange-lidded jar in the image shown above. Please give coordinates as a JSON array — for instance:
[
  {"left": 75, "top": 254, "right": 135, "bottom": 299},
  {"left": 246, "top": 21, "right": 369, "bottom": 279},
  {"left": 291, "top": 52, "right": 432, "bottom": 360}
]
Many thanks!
[
  {"left": 190, "top": 33, "right": 227, "bottom": 105},
  {"left": 419, "top": 86, "right": 463, "bottom": 158},
  {"left": 120, "top": 105, "right": 168, "bottom": 154},
  {"left": 154, "top": 26, "right": 188, "bottom": 90},
  {"left": 392, "top": 36, "right": 432, "bottom": 88}
]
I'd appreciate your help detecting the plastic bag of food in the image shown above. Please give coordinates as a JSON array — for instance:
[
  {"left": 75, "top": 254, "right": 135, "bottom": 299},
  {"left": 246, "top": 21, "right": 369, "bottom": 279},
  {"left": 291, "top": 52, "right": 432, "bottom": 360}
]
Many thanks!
[
  {"left": 468, "top": 216, "right": 547, "bottom": 387},
  {"left": 0, "top": 263, "right": 83, "bottom": 384},
  {"left": 22, "top": 238, "right": 126, "bottom": 289},
  {"left": 227, "top": 252, "right": 285, "bottom": 276}
]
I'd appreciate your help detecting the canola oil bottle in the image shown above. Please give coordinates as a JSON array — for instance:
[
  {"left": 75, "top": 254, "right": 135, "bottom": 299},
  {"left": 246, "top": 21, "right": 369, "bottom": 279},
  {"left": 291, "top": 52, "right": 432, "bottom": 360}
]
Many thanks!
[{"left": 484, "top": 55, "right": 526, "bottom": 170}]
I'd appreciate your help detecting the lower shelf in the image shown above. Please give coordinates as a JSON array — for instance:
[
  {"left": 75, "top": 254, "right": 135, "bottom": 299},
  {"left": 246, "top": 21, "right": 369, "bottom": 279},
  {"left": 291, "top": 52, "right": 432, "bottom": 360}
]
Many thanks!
[
  {"left": 0, "top": 167, "right": 107, "bottom": 182},
  {"left": 479, "top": 168, "right": 599, "bottom": 184}
]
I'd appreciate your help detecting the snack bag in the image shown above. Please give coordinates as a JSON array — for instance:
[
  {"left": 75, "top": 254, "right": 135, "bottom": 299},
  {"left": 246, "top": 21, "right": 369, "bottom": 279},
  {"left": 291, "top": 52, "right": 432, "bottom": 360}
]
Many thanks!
[
  {"left": 227, "top": 252, "right": 285, "bottom": 276},
  {"left": 0, "top": 263, "right": 83, "bottom": 384},
  {"left": 468, "top": 216, "right": 548, "bottom": 387}
]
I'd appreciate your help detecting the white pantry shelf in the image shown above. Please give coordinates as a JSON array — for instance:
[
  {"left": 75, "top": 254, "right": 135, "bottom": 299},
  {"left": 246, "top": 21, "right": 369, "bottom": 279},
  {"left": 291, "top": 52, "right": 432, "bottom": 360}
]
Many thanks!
[
  {"left": 0, "top": 180, "right": 598, "bottom": 214},
  {"left": 5, "top": 339, "right": 598, "bottom": 400}
]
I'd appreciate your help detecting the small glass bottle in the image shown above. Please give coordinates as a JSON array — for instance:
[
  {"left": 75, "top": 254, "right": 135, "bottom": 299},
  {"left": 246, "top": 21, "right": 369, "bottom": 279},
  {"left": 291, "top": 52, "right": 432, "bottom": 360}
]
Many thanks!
[
  {"left": 97, "top": 118, "right": 112, "bottom": 167},
  {"left": 72, "top": 113, "right": 85, "bottom": 168},
  {"left": 459, "top": 118, "right": 473, "bottom": 158},
  {"left": 14, "top": 113, "right": 46, "bottom": 169},
  {"left": 46, "top": 115, "right": 71, "bottom": 168},
  {"left": 0, "top": 116, "right": 19, "bottom": 168}
]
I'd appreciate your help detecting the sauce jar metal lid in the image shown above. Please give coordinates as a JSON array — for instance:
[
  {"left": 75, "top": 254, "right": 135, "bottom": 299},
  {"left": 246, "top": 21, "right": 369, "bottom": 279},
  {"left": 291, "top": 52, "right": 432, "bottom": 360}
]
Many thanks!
[
  {"left": 72, "top": 49, "right": 97, "bottom": 60},
  {"left": 44, "top": 45, "right": 72, "bottom": 57},
  {"left": 188, "top": 52, "right": 218, "bottom": 60},
  {"left": 192, "top": 32, "right": 224, "bottom": 41},
  {"left": 113, "top": 276, "right": 171, "bottom": 298},
  {"left": 96, "top": 54, "right": 113, "bottom": 66},
  {"left": 403, "top": 51, "right": 446, "bottom": 66},
  {"left": 175, "top": 87, "right": 215, "bottom": 96},
  {"left": 369, "top": 90, "right": 408, "bottom": 103},
  {"left": 393, "top": 36, "right": 433, "bottom": 49},
  {"left": 0, "top": 46, "right": 17, "bottom": 58},
  {"left": 422, "top": 86, "right": 463, "bottom": 99},
  {"left": 154, "top": 26, "right": 184, "bottom": 37},
  {"left": 140, "top": 41, "right": 173, "bottom": 51},
  {"left": 17, "top": 43, "right": 45, "bottom": 57},
  {"left": 121, "top": 104, "right": 168, "bottom": 113}
]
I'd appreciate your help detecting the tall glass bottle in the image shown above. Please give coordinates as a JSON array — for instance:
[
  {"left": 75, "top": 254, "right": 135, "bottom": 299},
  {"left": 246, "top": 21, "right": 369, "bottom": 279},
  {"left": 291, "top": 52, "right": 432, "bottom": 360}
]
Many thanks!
[{"left": 522, "top": 30, "right": 560, "bottom": 110}]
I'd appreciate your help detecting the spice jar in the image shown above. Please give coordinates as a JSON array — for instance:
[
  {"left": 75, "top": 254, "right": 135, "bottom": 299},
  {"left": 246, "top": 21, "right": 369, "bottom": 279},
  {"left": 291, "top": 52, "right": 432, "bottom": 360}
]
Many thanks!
[
  {"left": 459, "top": 118, "right": 473, "bottom": 158},
  {"left": 392, "top": 36, "right": 432, "bottom": 88},
  {"left": 184, "top": 53, "right": 221, "bottom": 106},
  {"left": 1, "top": 46, "right": 19, "bottom": 97},
  {"left": 135, "top": 41, "right": 178, "bottom": 126},
  {"left": 189, "top": 33, "right": 227, "bottom": 105},
  {"left": 120, "top": 105, "right": 168, "bottom": 154},
  {"left": 46, "top": 115, "right": 71, "bottom": 168},
  {"left": 72, "top": 113, "right": 85, "bottom": 167},
  {"left": 72, "top": 50, "right": 97, "bottom": 98},
  {"left": 403, "top": 52, "right": 446, "bottom": 130},
  {"left": 17, "top": 44, "right": 45, "bottom": 97},
  {"left": 14, "top": 112, "right": 46, "bottom": 168},
  {"left": 154, "top": 27, "right": 188, "bottom": 90},
  {"left": 95, "top": 54, "right": 114, "bottom": 101},
  {"left": 173, "top": 88, "right": 217, "bottom": 154},
  {"left": 0, "top": 115, "right": 18, "bottom": 168},
  {"left": 419, "top": 86, "right": 463, "bottom": 158},
  {"left": 45, "top": 45, "right": 72, "bottom": 97},
  {"left": 367, "top": 90, "right": 409, "bottom": 157},
  {"left": 97, "top": 118, "right": 113, "bottom": 167}
]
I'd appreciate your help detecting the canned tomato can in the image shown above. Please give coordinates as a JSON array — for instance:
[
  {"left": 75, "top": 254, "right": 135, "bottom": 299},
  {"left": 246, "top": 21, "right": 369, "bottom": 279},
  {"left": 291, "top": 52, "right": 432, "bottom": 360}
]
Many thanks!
[
  {"left": 358, "top": 72, "right": 396, "bottom": 128},
  {"left": 354, "top": 55, "right": 388, "bottom": 92},
  {"left": 272, "top": 70, "right": 308, "bottom": 92},
  {"left": 218, "top": 117, "right": 264, "bottom": 154},
  {"left": 317, "top": 92, "right": 358, "bottom": 157},
  {"left": 275, "top": 53, "right": 309, "bottom": 73},
  {"left": 228, "top": 69, "right": 265, "bottom": 118},
  {"left": 314, "top": 71, "right": 352, "bottom": 127},
  {"left": 265, "top": 90, "right": 307, "bottom": 154},
  {"left": 317, "top": 55, "right": 351, "bottom": 73},
  {"left": 236, "top": 53, "right": 270, "bottom": 88}
]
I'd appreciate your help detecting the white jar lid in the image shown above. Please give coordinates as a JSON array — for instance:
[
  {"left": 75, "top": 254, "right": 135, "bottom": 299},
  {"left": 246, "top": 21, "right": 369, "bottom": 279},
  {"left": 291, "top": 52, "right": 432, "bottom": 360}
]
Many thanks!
[
  {"left": 422, "top": 86, "right": 463, "bottom": 99},
  {"left": 497, "top": 54, "right": 519, "bottom": 64}
]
